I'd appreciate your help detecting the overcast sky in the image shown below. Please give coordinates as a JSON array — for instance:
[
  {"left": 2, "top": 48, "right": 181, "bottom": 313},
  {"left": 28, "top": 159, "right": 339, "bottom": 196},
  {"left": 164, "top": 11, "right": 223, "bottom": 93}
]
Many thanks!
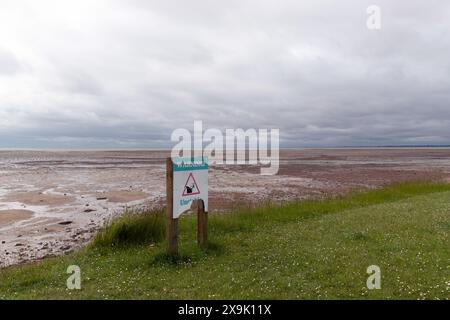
[{"left": 0, "top": 0, "right": 449, "bottom": 148}]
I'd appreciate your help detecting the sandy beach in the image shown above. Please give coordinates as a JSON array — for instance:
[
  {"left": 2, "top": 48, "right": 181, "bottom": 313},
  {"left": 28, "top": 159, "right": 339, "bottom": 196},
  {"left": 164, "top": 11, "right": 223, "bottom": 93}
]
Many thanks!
[{"left": 1, "top": 148, "right": 450, "bottom": 268}]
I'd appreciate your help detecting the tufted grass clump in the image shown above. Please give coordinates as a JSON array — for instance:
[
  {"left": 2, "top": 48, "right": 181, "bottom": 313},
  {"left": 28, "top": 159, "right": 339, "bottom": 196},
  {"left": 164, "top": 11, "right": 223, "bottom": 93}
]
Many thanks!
[{"left": 92, "top": 208, "right": 165, "bottom": 248}]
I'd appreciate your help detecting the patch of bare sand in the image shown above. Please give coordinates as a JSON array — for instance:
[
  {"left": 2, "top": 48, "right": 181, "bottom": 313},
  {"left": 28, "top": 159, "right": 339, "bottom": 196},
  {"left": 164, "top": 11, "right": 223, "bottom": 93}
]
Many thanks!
[
  {"left": 3, "top": 192, "right": 75, "bottom": 206},
  {"left": 0, "top": 210, "right": 34, "bottom": 226},
  {"left": 95, "top": 191, "right": 148, "bottom": 203}
]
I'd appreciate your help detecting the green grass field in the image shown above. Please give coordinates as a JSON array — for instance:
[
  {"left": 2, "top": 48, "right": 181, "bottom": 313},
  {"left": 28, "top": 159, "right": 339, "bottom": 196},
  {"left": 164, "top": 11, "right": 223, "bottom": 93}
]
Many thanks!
[{"left": 0, "top": 182, "right": 449, "bottom": 299}]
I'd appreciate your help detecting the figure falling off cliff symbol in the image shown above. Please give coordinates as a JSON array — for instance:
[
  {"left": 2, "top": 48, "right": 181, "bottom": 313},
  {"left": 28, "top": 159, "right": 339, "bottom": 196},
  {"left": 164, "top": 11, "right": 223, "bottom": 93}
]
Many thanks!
[{"left": 182, "top": 172, "right": 201, "bottom": 196}]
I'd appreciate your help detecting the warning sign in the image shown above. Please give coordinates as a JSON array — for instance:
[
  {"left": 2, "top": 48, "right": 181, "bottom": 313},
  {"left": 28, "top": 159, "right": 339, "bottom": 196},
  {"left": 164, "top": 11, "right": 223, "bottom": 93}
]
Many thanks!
[
  {"left": 182, "top": 173, "right": 200, "bottom": 196},
  {"left": 172, "top": 157, "right": 208, "bottom": 218}
]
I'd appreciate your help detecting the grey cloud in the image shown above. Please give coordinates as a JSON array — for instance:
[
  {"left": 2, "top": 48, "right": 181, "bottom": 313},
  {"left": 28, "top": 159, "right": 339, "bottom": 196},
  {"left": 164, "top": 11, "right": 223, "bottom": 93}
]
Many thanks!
[
  {"left": 0, "top": 47, "right": 21, "bottom": 75},
  {"left": 0, "top": 0, "right": 449, "bottom": 148}
]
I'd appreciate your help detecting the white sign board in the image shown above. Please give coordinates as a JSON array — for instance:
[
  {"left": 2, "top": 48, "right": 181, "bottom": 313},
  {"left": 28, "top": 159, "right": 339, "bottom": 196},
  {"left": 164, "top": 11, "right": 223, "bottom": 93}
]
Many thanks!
[{"left": 172, "top": 157, "right": 208, "bottom": 219}]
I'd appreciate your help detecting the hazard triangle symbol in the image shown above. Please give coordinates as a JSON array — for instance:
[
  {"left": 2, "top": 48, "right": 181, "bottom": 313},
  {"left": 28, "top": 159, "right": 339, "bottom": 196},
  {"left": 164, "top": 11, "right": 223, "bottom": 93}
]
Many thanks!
[{"left": 182, "top": 172, "right": 201, "bottom": 196}]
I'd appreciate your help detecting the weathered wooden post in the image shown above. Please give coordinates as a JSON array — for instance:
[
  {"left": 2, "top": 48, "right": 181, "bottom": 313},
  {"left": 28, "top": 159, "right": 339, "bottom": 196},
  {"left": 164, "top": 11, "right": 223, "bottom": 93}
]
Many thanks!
[
  {"left": 197, "top": 199, "right": 207, "bottom": 249},
  {"left": 166, "top": 157, "right": 178, "bottom": 255}
]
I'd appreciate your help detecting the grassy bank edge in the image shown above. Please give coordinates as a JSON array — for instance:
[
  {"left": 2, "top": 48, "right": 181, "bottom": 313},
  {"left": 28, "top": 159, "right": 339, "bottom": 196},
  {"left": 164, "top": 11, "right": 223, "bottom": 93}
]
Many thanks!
[{"left": 2, "top": 181, "right": 450, "bottom": 275}]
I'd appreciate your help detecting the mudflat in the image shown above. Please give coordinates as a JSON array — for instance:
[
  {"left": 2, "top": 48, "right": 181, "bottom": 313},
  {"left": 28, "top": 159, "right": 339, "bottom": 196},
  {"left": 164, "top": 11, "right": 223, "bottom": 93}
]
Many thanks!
[
  {"left": 0, "top": 210, "right": 33, "bottom": 227},
  {"left": 0, "top": 148, "right": 450, "bottom": 268},
  {"left": 3, "top": 192, "right": 76, "bottom": 206}
]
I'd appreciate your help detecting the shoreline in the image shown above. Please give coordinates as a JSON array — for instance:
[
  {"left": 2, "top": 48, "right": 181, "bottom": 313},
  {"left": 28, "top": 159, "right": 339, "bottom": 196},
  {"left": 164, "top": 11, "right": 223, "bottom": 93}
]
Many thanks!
[
  {"left": 1, "top": 182, "right": 449, "bottom": 299},
  {"left": 1, "top": 148, "right": 450, "bottom": 268}
]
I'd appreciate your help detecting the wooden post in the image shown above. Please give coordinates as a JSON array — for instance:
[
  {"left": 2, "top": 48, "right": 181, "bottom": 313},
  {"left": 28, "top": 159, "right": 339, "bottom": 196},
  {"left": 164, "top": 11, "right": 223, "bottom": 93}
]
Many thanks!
[
  {"left": 166, "top": 157, "right": 178, "bottom": 255},
  {"left": 197, "top": 199, "right": 208, "bottom": 249}
]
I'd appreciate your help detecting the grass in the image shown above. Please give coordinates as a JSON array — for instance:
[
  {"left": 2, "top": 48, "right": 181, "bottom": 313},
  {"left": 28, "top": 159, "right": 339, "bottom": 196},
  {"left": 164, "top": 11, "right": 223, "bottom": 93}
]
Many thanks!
[
  {"left": 0, "top": 182, "right": 449, "bottom": 299},
  {"left": 92, "top": 208, "right": 165, "bottom": 248}
]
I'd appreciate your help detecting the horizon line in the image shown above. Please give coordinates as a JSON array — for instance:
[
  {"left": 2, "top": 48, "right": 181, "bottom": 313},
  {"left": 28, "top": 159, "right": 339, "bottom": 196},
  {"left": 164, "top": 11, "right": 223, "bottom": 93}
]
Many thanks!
[{"left": 1, "top": 145, "right": 450, "bottom": 152}]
